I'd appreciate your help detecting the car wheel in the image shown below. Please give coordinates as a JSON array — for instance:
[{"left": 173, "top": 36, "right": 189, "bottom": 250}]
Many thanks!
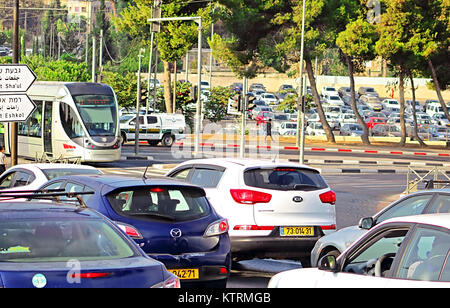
[{"left": 161, "top": 133, "right": 175, "bottom": 147}]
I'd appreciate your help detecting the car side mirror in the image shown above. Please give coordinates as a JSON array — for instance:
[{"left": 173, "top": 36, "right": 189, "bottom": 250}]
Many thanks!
[
  {"left": 318, "top": 255, "right": 338, "bottom": 272},
  {"left": 359, "top": 217, "right": 374, "bottom": 230}
]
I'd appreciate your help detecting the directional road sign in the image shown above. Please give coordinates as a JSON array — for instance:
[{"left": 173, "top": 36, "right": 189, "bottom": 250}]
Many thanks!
[
  {"left": 0, "top": 93, "right": 36, "bottom": 122},
  {"left": 0, "top": 64, "right": 37, "bottom": 93}
]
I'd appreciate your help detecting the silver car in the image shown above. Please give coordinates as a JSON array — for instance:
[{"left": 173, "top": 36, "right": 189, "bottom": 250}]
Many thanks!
[{"left": 310, "top": 189, "right": 450, "bottom": 267}]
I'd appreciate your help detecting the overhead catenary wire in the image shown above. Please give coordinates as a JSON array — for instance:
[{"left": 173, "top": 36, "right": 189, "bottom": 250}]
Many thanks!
[{"left": 102, "top": 37, "right": 137, "bottom": 64}]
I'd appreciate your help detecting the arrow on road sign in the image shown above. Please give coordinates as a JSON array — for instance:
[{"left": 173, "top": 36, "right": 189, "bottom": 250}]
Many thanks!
[
  {"left": 0, "top": 64, "right": 37, "bottom": 93},
  {"left": 0, "top": 93, "right": 36, "bottom": 122}
]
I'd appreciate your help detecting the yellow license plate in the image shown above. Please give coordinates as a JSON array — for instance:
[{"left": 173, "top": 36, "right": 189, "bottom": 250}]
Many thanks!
[
  {"left": 168, "top": 268, "right": 199, "bottom": 280},
  {"left": 280, "top": 226, "right": 314, "bottom": 236}
]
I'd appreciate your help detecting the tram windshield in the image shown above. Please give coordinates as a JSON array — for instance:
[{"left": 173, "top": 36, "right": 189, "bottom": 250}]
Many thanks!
[{"left": 73, "top": 94, "right": 117, "bottom": 137}]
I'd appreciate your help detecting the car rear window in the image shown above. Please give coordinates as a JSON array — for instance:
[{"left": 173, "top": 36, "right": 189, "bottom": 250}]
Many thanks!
[
  {"left": 0, "top": 219, "right": 138, "bottom": 262},
  {"left": 42, "top": 168, "right": 102, "bottom": 180},
  {"left": 107, "top": 186, "right": 211, "bottom": 222},
  {"left": 244, "top": 167, "right": 328, "bottom": 191}
]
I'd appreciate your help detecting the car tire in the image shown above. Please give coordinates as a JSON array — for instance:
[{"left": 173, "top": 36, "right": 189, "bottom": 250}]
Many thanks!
[{"left": 161, "top": 133, "right": 175, "bottom": 147}]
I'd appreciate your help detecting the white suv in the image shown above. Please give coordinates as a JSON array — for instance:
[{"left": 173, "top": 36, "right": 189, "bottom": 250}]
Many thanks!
[{"left": 166, "top": 158, "right": 336, "bottom": 267}]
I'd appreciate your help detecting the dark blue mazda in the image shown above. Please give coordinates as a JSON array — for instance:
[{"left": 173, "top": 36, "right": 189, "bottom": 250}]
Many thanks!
[{"left": 39, "top": 175, "right": 231, "bottom": 287}]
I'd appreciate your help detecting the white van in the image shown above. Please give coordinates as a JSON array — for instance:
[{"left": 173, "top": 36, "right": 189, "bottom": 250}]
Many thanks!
[
  {"left": 120, "top": 113, "right": 186, "bottom": 146},
  {"left": 425, "top": 102, "right": 444, "bottom": 117}
]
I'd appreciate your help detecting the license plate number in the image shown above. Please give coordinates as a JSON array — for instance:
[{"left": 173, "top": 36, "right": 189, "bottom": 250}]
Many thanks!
[
  {"left": 168, "top": 268, "right": 199, "bottom": 280},
  {"left": 280, "top": 226, "right": 314, "bottom": 236}
]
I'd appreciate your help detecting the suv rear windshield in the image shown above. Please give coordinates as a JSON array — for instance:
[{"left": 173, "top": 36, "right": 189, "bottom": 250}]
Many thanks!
[
  {"left": 107, "top": 186, "right": 211, "bottom": 222},
  {"left": 244, "top": 167, "right": 328, "bottom": 191}
]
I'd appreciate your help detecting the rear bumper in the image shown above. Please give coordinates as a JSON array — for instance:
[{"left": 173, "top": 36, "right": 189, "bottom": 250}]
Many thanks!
[
  {"left": 148, "top": 236, "right": 231, "bottom": 284},
  {"left": 230, "top": 227, "right": 323, "bottom": 260}
]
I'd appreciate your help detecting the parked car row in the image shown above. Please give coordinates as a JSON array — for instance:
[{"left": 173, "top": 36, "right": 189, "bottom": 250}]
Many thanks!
[
  {"left": 0, "top": 157, "right": 337, "bottom": 287},
  {"left": 2, "top": 159, "right": 449, "bottom": 287},
  {"left": 228, "top": 81, "right": 449, "bottom": 142}
]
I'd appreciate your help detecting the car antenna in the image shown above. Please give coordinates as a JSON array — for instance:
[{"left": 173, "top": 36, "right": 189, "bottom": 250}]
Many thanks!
[{"left": 143, "top": 164, "right": 150, "bottom": 180}]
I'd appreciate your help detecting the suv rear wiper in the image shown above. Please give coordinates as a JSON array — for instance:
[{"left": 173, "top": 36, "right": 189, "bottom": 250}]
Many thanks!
[{"left": 293, "top": 184, "right": 320, "bottom": 190}]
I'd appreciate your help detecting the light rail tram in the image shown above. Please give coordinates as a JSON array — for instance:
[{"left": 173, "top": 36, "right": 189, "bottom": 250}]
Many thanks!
[{"left": 1, "top": 82, "right": 121, "bottom": 162}]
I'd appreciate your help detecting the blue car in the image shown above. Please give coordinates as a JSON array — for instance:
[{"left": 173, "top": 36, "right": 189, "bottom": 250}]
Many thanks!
[
  {"left": 39, "top": 175, "right": 232, "bottom": 287},
  {"left": 0, "top": 200, "right": 179, "bottom": 288}
]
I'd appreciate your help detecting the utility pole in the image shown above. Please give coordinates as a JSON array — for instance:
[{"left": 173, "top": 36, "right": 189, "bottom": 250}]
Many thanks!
[
  {"left": 296, "top": 0, "right": 306, "bottom": 164},
  {"left": 239, "top": 77, "right": 248, "bottom": 158},
  {"left": 209, "top": 7, "right": 215, "bottom": 88},
  {"left": 147, "top": 0, "right": 161, "bottom": 113},
  {"left": 99, "top": 29, "right": 104, "bottom": 82},
  {"left": 10, "top": 0, "right": 19, "bottom": 166},
  {"left": 135, "top": 48, "right": 145, "bottom": 155},
  {"left": 91, "top": 36, "right": 96, "bottom": 83}
]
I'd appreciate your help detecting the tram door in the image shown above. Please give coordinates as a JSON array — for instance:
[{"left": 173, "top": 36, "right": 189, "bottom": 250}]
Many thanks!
[{"left": 43, "top": 101, "right": 52, "bottom": 155}]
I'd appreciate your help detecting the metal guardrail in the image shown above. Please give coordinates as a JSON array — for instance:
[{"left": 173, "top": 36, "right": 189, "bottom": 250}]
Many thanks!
[
  {"left": 35, "top": 152, "right": 81, "bottom": 164},
  {"left": 406, "top": 166, "right": 450, "bottom": 194}
]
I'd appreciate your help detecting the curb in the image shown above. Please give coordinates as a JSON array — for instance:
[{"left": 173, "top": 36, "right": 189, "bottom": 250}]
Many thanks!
[{"left": 289, "top": 159, "right": 450, "bottom": 167}]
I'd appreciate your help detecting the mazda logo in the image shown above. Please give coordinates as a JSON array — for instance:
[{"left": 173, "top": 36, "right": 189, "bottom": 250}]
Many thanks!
[
  {"left": 170, "top": 228, "right": 182, "bottom": 238},
  {"left": 293, "top": 196, "right": 303, "bottom": 203}
]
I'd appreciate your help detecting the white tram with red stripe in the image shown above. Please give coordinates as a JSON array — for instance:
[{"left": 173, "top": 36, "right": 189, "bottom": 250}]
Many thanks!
[{"left": 2, "top": 82, "right": 121, "bottom": 162}]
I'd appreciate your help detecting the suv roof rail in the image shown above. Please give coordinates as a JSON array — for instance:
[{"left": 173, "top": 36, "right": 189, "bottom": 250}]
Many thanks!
[{"left": 0, "top": 189, "right": 94, "bottom": 208}]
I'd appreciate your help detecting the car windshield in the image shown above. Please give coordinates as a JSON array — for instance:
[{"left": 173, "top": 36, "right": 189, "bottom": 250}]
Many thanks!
[
  {"left": 0, "top": 219, "right": 138, "bottom": 262},
  {"left": 42, "top": 168, "right": 102, "bottom": 180},
  {"left": 73, "top": 94, "right": 117, "bottom": 137},
  {"left": 244, "top": 167, "right": 328, "bottom": 191},
  {"left": 120, "top": 115, "right": 134, "bottom": 123},
  {"left": 107, "top": 186, "right": 211, "bottom": 222}
]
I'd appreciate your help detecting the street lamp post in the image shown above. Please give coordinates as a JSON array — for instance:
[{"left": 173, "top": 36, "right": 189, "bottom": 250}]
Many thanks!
[
  {"left": 296, "top": 0, "right": 306, "bottom": 164},
  {"left": 135, "top": 48, "right": 145, "bottom": 155}
]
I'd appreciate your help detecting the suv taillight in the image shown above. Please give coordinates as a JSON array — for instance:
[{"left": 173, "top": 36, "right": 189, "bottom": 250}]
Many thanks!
[
  {"left": 319, "top": 190, "right": 336, "bottom": 205},
  {"left": 230, "top": 189, "right": 272, "bottom": 204}
]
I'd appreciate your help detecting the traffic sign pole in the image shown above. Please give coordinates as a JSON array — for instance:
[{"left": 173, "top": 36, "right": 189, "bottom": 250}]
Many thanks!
[
  {"left": 11, "top": 0, "right": 19, "bottom": 166},
  {"left": 1, "top": 2, "right": 37, "bottom": 167}
]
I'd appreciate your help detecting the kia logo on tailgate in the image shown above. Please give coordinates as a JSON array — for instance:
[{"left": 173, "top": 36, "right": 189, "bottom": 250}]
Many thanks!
[
  {"left": 292, "top": 196, "right": 303, "bottom": 203},
  {"left": 170, "top": 228, "right": 182, "bottom": 238}
]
